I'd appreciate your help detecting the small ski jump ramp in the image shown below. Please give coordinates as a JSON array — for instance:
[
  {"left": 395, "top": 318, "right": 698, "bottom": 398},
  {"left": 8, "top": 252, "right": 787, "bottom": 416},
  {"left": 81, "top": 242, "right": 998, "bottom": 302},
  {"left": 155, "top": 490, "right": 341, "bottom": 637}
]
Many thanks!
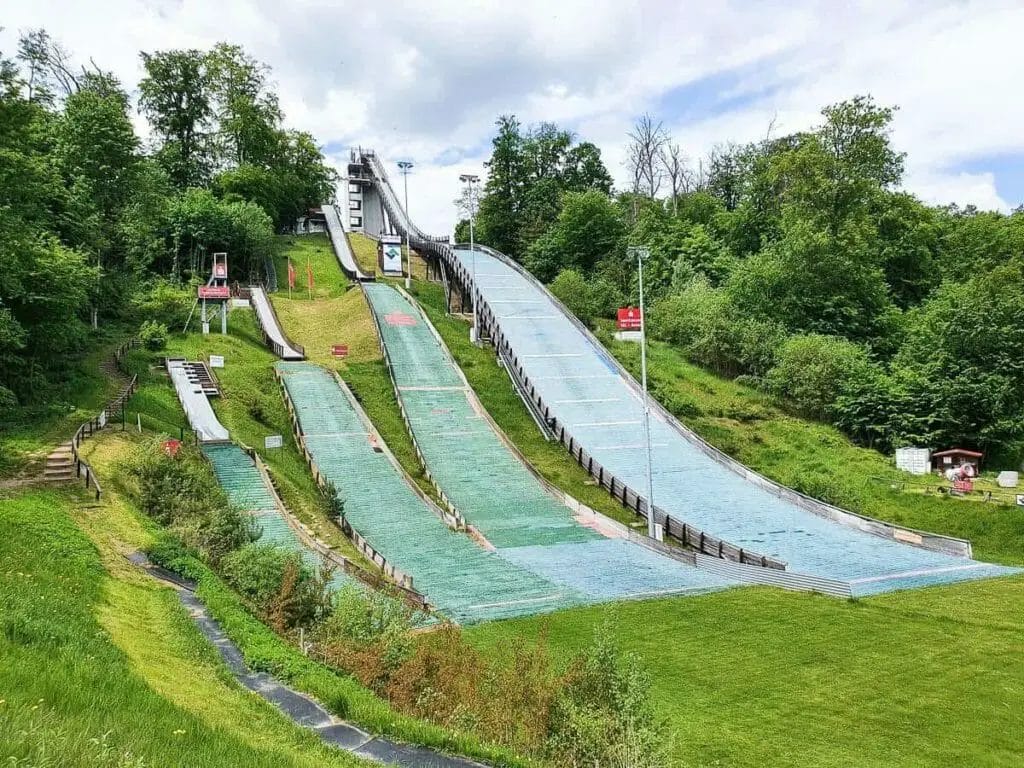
[
  {"left": 167, "top": 359, "right": 229, "bottom": 442},
  {"left": 322, "top": 202, "right": 370, "bottom": 281},
  {"left": 249, "top": 285, "right": 304, "bottom": 360}
]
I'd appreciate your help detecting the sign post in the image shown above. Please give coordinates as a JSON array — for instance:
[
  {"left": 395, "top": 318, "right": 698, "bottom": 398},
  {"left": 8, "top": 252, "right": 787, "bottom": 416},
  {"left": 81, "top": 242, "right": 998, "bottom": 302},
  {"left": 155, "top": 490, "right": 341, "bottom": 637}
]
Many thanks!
[{"left": 380, "top": 235, "right": 403, "bottom": 276}]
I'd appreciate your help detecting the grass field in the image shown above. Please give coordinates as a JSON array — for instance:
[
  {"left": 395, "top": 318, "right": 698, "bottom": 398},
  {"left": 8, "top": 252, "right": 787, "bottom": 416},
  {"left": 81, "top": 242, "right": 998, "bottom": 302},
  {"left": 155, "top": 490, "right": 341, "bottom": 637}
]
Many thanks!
[
  {"left": 0, "top": 489, "right": 365, "bottom": 767},
  {"left": 469, "top": 575, "right": 1024, "bottom": 767}
]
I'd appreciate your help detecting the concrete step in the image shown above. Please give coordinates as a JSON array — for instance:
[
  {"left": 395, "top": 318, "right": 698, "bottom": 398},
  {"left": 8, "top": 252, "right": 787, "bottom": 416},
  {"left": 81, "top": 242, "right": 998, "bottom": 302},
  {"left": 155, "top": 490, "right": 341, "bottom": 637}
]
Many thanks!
[{"left": 42, "top": 470, "right": 76, "bottom": 481}]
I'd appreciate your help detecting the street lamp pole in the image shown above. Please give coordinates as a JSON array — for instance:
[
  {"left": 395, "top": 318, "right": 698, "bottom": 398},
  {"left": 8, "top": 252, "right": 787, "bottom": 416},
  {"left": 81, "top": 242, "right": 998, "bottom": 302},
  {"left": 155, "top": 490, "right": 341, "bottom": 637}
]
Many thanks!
[
  {"left": 397, "top": 160, "right": 413, "bottom": 290},
  {"left": 459, "top": 173, "right": 480, "bottom": 344},
  {"left": 628, "top": 246, "right": 657, "bottom": 540}
]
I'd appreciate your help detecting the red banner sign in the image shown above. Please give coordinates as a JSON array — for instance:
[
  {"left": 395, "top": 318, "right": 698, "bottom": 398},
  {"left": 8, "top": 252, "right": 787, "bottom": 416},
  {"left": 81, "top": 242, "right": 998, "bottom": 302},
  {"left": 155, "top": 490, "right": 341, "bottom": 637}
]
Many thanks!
[
  {"left": 198, "top": 285, "right": 230, "bottom": 299},
  {"left": 617, "top": 307, "right": 642, "bottom": 330},
  {"left": 331, "top": 344, "right": 349, "bottom": 358},
  {"left": 953, "top": 479, "right": 974, "bottom": 493}
]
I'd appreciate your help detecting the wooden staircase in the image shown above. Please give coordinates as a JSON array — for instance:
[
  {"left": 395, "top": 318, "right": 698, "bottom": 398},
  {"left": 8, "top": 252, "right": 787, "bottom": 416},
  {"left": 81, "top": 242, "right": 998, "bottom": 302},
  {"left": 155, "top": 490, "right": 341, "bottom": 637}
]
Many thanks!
[{"left": 43, "top": 442, "right": 76, "bottom": 483}]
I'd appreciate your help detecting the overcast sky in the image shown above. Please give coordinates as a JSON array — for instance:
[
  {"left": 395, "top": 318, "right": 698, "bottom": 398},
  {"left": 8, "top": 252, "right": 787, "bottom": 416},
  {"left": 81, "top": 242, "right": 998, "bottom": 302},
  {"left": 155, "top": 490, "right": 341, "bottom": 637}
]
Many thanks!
[{"left": 3, "top": 0, "right": 1023, "bottom": 234}]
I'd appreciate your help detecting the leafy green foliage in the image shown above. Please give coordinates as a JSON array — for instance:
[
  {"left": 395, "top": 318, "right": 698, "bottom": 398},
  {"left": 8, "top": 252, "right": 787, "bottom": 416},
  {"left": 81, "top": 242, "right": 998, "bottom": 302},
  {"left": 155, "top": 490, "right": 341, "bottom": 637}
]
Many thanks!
[
  {"left": 138, "top": 320, "right": 168, "bottom": 351},
  {"left": 221, "top": 543, "right": 333, "bottom": 631},
  {"left": 547, "top": 623, "right": 672, "bottom": 768},
  {"left": 123, "top": 439, "right": 256, "bottom": 565}
]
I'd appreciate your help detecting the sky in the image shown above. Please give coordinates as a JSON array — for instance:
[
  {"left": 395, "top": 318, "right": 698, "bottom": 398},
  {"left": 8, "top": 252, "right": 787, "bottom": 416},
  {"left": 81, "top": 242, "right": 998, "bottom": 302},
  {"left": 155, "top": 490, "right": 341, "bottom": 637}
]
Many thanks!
[{"left": 2, "top": 0, "right": 1023, "bottom": 235}]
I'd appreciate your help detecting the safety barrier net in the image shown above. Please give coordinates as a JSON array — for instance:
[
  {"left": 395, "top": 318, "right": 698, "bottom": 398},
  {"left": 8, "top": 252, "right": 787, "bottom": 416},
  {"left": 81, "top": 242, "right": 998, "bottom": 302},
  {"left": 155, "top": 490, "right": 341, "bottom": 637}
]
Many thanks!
[
  {"left": 276, "top": 361, "right": 587, "bottom": 622},
  {"left": 452, "top": 247, "right": 1020, "bottom": 595},
  {"left": 362, "top": 283, "right": 736, "bottom": 599}
]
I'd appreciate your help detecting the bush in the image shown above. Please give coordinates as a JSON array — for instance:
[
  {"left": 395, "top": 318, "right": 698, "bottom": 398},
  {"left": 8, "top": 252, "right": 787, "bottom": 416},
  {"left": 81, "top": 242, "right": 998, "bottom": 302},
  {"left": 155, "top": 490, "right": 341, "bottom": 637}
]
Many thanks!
[
  {"left": 767, "top": 334, "right": 873, "bottom": 420},
  {"left": 138, "top": 320, "right": 168, "bottom": 351},
  {"left": 550, "top": 269, "right": 594, "bottom": 324},
  {"left": 221, "top": 543, "right": 333, "bottom": 630},
  {"left": 550, "top": 269, "right": 625, "bottom": 326},
  {"left": 133, "top": 279, "right": 193, "bottom": 330},
  {"left": 316, "top": 584, "right": 416, "bottom": 691},
  {"left": 547, "top": 623, "right": 673, "bottom": 768},
  {"left": 123, "top": 440, "right": 256, "bottom": 564}
]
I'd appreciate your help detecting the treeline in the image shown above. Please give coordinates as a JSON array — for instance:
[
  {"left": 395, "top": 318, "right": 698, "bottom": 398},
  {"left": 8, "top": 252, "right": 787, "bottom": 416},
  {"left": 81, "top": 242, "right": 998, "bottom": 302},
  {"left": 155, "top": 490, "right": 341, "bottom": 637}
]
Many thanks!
[
  {"left": 0, "top": 31, "right": 336, "bottom": 414},
  {"left": 469, "top": 98, "right": 1024, "bottom": 465}
]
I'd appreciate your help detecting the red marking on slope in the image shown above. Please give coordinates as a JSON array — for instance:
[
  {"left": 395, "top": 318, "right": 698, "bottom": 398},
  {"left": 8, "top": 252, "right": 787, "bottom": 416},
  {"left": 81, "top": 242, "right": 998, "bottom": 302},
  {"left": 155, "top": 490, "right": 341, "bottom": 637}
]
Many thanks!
[{"left": 385, "top": 311, "right": 417, "bottom": 327}]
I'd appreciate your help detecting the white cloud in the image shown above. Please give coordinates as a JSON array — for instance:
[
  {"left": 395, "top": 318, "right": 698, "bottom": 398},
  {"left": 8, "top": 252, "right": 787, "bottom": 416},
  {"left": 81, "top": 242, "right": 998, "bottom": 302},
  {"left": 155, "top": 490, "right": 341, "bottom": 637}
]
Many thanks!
[{"left": 2, "top": 0, "right": 1022, "bottom": 232}]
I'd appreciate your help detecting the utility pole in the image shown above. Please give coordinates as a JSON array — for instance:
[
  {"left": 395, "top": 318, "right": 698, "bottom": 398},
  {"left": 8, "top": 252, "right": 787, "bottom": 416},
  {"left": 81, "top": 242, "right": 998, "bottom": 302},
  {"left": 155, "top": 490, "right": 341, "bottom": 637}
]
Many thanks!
[
  {"left": 397, "top": 160, "right": 414, "bottom": 290},
  {"left": 628, "top": 246, "right": 657, "bottom": 540},
  {"left": 459, "top": 173, "right": 480, "bottom": 344}
]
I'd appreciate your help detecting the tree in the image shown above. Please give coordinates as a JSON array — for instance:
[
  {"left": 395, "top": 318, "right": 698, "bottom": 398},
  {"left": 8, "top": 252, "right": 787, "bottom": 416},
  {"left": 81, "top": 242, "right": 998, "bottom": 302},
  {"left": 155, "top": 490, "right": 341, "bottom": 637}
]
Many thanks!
[
  {"left": 626, "top": 114, "right": 667, "bottom": 198},
  {"left": 563, "top": 141, "right": 613, "bottom": 194},
  {"left": 524, "top": 191, "right": 624, "bottom": 281},
  {"left": 658, "top": 141, "right": 688, "bottom": 214},
  {"left": 205, "top": 42, "right": 282, "bottom": 167},
  {"left": 477, "top": 115, "right": 525, "bottom": 257},
  {"left": 139, "top": 49, "right": 213, "bottom": 188}
]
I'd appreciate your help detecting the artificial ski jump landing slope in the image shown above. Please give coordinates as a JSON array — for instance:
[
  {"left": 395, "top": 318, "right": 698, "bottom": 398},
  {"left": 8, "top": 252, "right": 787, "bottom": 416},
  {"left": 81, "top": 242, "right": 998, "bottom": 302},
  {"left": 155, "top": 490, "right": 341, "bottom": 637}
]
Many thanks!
[
  {"left": 362, "top": 281, "right": 734, "bottom": 602},
  {"left": 354, "top": 149, "right": 1018, "bottom": 597}
]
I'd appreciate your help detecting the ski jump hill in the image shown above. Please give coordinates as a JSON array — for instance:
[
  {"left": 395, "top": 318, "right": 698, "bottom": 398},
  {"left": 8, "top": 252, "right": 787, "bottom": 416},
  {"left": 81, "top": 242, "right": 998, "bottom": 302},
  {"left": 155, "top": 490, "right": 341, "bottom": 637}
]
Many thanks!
[{"left": 346, "top": 147, "right": 1018, "bottom": 599}]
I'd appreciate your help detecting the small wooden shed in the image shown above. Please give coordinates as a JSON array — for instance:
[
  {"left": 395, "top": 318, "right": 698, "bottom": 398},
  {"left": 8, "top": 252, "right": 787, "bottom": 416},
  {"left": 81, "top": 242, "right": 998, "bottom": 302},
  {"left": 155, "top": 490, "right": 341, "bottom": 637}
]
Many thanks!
[{"left": 932, "top": 448, "right": 983, "bottom": 473}]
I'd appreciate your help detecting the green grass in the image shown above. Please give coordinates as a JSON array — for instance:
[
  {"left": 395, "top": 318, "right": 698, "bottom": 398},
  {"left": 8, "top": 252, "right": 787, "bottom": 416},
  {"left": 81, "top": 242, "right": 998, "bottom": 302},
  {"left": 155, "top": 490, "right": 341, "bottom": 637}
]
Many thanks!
[
  {"left": 597, "top": 328, "right": 1024, "bottom": 565},
  {"left": 348, "top": 232, "right": 379, "bottom": 276},
  {"left": 0, "top": 328, "right": 128, "bottom": 477},
  {"left": 469, "top": 576, "right": 1024, "bottom": 768},
  {"left": 409, "top": 279, "right": 648, "bottom": 529},
  {"left": 0, "top": 488, "right": 365, "bottom": 767}
]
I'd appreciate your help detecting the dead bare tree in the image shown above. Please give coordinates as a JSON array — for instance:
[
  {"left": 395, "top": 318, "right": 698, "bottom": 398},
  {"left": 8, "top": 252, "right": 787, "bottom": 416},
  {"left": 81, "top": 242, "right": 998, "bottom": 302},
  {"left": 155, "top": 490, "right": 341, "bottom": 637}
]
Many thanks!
[
  {"left": 658, "top": 141, "right": 688, "bottom": 215},
  {"left": 627, "top": 114, "right": 668, "bottom": 199},
  {"left": 16, "top": 28, "right": 97, "bottom": 102}
]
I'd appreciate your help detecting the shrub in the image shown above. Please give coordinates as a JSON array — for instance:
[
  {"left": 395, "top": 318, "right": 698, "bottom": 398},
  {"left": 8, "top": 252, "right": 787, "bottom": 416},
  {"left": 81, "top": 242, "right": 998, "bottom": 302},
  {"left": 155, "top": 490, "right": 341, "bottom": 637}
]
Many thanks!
[
  {"left": 767, "top": 333, "right": 873, "bottom": 420},
  {"left": 221, "top": 543, "right": 333, "bottom": 630},
  {"left": 133, "top": 279, "right": 193, "bottom": 329},
  {"left": 316, "top": 584, "right": 416, "bottom": 691},
  {"left": 123, "top": 440, "right": 256, "bottom": 564},
  {"left": 550, "top": 269, "right": 594, "bottom": 324},
  {"left": 547, "top": 622, "right": 673, "bottom": 768},
  {"left": 138, "top": 320, "right": 168, "bottom": 351}
]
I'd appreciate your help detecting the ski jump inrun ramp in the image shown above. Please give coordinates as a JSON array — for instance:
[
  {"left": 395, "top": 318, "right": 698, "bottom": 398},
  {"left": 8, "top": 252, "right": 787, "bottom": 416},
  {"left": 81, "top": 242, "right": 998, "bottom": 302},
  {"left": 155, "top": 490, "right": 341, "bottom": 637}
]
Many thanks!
[{"left": 352, "top": 148, "right": 1019, "bottom": 598}]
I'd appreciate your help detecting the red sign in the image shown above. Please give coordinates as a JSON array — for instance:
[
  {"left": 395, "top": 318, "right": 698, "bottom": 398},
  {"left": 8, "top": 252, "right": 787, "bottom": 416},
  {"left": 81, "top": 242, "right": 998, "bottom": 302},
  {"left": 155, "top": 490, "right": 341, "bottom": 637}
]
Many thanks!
[
  {"left": 162, "top": 439, "right": 182, "bottom": 457},
  {"left": 331, "top": 344, "right": 349, "bottom": 358},
  {"left": 953, "top": 479, "right": 974, "bottom": 493},
  {"left": 214, "top": 264, "right": 227, "bottom": 278},
  {"left": 198, "top": 285, "right": 230, "bottom": 299},
  {"left": 617, "top": 307, "right": 642, "bottom": 330}
]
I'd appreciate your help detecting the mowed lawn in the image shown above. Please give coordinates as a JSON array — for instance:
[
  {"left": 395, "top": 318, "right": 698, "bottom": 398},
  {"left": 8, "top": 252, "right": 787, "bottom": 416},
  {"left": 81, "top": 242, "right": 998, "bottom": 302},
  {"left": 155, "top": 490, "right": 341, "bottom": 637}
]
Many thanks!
[
  {"left": 468, "top": 576, "right": 1024, "bottom": 768},
  {"left": 0, "top": 490, "right": 363, "bottom": 767}
]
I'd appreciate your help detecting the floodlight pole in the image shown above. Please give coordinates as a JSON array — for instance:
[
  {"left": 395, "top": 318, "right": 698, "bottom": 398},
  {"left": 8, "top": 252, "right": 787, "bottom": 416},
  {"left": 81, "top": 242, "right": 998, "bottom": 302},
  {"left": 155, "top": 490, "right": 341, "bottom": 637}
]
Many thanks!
[
  {"left": 629, "top": 246, "right": 657, "bottom": 540},
  {"left": 460, "top": 173, "right": 481, "bottom": 345},
  {"left": 397, "top": 160, "right": 414, "bottom": 290}
]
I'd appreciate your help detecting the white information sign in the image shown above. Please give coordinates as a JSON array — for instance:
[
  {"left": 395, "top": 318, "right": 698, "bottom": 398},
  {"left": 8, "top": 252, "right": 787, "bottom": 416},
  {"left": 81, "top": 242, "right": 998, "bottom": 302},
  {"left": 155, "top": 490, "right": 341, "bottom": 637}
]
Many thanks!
[
  {"left": 265, "top": 435, "right": 283, "bottom": 449},
  {"left": 209, "top": 355, "right": 225, "bottom": 368},
  {"left": 380, "top": 234, "right": 403, "bottom": 275}
]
